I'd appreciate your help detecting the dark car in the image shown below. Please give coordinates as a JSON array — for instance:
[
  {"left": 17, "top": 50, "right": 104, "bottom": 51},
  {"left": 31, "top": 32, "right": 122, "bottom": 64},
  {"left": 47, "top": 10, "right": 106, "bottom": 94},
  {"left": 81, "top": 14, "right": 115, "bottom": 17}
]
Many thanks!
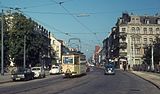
[
  {"left": 11, "top": 67, "right": 34, "bottom": 81},
  {"left": 104, "top": 63, "right": 115, "bottom": 75}
]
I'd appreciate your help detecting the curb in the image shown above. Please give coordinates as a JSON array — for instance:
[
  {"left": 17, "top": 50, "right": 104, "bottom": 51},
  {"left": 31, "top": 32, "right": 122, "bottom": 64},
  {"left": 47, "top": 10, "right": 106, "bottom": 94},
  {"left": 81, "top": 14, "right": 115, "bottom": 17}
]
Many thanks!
[
  {"left": 130, "top": 71, "right": 160, "bottom": 90},
  {"left": 0, "top": 80, "right": 12, "bottom": 84}
]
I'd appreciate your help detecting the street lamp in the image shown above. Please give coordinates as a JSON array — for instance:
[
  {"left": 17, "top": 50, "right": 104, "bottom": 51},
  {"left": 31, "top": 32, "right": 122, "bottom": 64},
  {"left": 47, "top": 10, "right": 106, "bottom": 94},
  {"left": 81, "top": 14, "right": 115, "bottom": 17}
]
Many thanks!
[{"left": 151, "top": 42, "right": 155, "bottom": 71}]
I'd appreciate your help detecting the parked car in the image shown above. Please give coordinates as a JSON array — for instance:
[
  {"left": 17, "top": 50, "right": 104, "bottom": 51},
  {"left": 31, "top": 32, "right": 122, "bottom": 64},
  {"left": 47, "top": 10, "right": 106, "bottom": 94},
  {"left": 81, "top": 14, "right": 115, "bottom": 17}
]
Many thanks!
[
  {"left": 49, "top": 65, "right": 61, "bottom": 75},
  {"left": 31, "top": 67, "right": 45, "bottom": 78},
  {"left": 104, "top": 63, "right": 115, "bottom": 75},
  {"left": 11, "top": 67, "right": 34, "bottom": 81}
]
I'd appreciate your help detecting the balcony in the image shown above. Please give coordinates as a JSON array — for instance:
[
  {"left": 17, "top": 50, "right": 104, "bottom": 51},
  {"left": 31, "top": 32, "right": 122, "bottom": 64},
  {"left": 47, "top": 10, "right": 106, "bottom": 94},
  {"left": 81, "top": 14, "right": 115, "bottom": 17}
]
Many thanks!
[
  {"left": 119, "top": 32, "right": 127, "bottom": 40},
  {"left": 119, "top": 52, "right": 127, "bottom": 57},
  {"left": 119, "top": 42, "right": 127, "bottom": 49}
]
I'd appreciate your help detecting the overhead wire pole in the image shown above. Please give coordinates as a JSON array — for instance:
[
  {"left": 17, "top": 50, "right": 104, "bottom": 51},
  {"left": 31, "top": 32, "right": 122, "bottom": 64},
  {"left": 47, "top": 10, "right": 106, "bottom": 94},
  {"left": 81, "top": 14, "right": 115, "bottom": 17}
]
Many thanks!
[
  {"left": 23, "top": 35, "right": 26, "bottom": 68},
  {"left": 1, "top": 9, "right": 4, "bottom": 75}
]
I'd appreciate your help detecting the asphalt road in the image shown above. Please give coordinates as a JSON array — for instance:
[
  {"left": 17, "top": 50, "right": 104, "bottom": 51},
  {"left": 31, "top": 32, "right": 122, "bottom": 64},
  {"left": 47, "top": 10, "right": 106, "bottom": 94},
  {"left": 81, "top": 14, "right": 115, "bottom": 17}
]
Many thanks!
[{"left": 0, "top": 67, "right": 159, "bottom": 94}]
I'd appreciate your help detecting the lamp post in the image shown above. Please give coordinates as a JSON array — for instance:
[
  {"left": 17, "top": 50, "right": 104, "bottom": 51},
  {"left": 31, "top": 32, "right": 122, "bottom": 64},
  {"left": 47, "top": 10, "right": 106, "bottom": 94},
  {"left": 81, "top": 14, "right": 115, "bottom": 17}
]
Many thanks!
[
  {"left": 23, "top": 35, "right": 26, "bottom": 68},
  {"left": 1, "top": 9, "right": 4, "bottom": 75},
  {"left": 151, "top": 43, "right": 154, "bottom": 71}
]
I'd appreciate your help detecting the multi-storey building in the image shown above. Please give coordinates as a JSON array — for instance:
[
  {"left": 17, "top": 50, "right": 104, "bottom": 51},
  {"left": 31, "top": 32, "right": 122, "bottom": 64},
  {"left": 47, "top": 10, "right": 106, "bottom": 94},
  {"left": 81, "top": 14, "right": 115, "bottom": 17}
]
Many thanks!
[
  {"left": 107, "top": 13, "right": 160, "bottom": 68},
  {"left": 50, "top": 35, "right": 63, "bottom": 64},
  {"left": 93, "top": 45, "right": 101, "bottom": 65},
  {"left": 50, "top": 35, "right": 70, "bottom": 64}
]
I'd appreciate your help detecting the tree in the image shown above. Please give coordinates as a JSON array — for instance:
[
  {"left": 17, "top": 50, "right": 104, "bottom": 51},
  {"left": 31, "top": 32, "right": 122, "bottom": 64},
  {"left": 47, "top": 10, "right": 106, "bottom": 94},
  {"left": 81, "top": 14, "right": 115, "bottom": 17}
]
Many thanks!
[
  {"left": 8, "top": 12, "right": 50, "bottom": 67},
  {"left": 153, "top": 37, "right": 160, "bottom": 64},
  {"left": 143, "top": 37, "right": 160, "bottom": 65},
  {"left": 0, "top": 13, "right": 10, "bottom": 68}
]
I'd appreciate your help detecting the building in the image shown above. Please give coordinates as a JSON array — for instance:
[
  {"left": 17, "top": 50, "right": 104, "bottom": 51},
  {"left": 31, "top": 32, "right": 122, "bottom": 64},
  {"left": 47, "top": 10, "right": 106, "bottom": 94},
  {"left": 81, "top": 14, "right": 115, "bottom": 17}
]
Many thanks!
[
  {"left": 50, "top": 35, "right": 70, "bottom": 64},
  {"left": 50, "top": 35, "right": 63, "bottom": 64},
  {"left": 106, "top": 13, "right": 160, "bottom": 68},
  {"left": 94, "top": 45, "right": 101, "bottom": 65}
]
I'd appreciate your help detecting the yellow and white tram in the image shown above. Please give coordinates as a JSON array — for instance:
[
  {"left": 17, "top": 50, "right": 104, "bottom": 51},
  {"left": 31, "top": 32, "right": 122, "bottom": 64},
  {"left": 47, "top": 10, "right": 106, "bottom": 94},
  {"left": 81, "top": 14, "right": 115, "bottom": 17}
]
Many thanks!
[{"left": 61, "top": 52, "right": 87, "bottom": 77}]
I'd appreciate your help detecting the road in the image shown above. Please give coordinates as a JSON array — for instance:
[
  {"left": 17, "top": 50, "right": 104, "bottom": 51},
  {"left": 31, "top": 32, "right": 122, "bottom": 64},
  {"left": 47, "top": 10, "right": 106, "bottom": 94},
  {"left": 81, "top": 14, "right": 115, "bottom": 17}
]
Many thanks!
[{"left": 0, "top": 67, "right": 159, "bottom": 94}]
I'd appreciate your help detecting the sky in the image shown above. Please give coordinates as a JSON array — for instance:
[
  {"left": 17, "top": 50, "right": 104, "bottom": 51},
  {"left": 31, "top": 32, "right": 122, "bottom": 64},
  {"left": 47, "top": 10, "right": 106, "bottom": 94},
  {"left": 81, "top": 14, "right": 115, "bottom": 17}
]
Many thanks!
[{"left": 0, "top": 0, "right": 160, "bottom": 58}]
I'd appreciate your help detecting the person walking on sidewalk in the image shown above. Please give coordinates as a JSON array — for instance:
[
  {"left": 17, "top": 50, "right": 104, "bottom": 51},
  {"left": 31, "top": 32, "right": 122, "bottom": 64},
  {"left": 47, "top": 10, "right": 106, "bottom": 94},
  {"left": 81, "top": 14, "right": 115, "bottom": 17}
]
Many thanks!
[{"left": 123, "top": 61, "right": 127, "bottom": 71}]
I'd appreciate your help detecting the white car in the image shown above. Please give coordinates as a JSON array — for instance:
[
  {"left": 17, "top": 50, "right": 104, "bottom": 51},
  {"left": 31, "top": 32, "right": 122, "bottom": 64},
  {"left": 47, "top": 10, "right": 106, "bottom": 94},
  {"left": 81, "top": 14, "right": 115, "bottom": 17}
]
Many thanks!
[
  {"left": 31, "top": 67, "right": 45, "bottom": 78},
  {"left": 49, "top": 66, "right": 61, "bottom": 75}
]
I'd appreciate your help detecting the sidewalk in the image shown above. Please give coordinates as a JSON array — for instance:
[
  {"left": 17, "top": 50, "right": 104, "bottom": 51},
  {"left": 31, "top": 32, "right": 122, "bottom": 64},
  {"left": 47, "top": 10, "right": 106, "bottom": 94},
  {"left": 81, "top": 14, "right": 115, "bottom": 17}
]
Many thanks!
[
  {"left": 0, "top": 70, "right": 50, "bottom": 84},
  {"left": 131, "top": 71, "right": 160, "bottom": 89},
  {"left": 0, "top": 73, "right": 12, "bottom": 84}
]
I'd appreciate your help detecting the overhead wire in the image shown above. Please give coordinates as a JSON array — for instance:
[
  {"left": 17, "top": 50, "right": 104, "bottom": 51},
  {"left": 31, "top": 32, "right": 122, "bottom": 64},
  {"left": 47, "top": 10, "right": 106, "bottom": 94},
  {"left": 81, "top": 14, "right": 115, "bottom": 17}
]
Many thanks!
[
  {"left": 52, "top": 0, "right": 101, "bottom": 45},
  {"left": 8, "top": 7, "right": 73, "bottom": 37}
]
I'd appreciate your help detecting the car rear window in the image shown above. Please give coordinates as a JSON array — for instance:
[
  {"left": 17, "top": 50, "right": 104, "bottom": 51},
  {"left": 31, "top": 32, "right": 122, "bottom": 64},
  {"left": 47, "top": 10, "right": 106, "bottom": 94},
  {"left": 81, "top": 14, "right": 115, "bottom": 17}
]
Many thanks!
[
  {"left": 52, "top": 67, "right": 58, "bottom": 69},
  {"left": 32, "top": 68, "right": 40, "bottom": 70}
]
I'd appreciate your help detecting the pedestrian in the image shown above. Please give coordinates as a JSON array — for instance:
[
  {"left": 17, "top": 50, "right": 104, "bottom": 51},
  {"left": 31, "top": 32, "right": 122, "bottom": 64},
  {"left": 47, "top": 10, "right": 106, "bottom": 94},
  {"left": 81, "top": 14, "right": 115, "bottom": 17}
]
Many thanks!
[
  {"left": 128, "top": 64, "right": 130, "bottom": 71},
  {"left": 123, "top": 62, "right": 127, "bottom": 71}
]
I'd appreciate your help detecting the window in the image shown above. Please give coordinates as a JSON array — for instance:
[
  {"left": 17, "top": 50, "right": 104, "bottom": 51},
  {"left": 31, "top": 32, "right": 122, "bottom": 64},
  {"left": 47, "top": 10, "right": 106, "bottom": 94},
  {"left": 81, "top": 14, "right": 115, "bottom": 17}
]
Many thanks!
[
  {"left": 136, "top": 27, "right": 140, "bottom": 34},
  {"left": 74, "top": 57, "right": 79, "bottom": 65},
  {"left": 157, "top": 19, "right": 160, "bottom": 24},
  {"left": 144, "top": 38, "right": 147, "bottom": 44},
  {"left": 156, "top": 28, "right": 160, "bottom": 34},
  {"left": 135, "top": 59, "right": 140, "bottom": 64},
  {"left": 131, "top": 27, "right": 135, "bottom": 32},
  {"left": 149, "top": 38, "right": 153, "bottom": 43},
  {"left": 131, "top": 47, "right": 134, "bottom": 55},
  {"left": 135, "top": 48, "right": 140, "bottom": 55},
  {"left": 132, "top": 18, "right": 135, "bottom": 20},
  {"left": 145, "top": 19, "right": 149, "bottom": 24},
  {"left": 132, "top": 37, "right": 135, "bottom": 42},
  {"left": 149, "top": 28, "right": 153, "bottom": 34},
  {"left": 136, "top": 38, "right": 140, "bottom": 43},
  {"left": 52, "top": 40, "right": 55, "bottom": 45},
  {"left": 63, "top": 57, "right": 73, "bottom": 64},
  {"left": 122, "top": 28, "right": 126, "bottom": 32},
  {"left": 131, "top": 48, "right": 140, "bottom": 55},
  {"left": 143, "top": 28, "right": 147, "bottom": 34}
]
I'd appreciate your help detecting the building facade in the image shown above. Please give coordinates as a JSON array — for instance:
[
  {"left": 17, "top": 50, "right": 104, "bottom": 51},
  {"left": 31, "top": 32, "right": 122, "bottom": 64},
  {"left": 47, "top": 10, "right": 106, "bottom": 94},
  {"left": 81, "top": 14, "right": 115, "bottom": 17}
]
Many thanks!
[{"left": 107, "top": 13, "right": 160, "bottom": 68}]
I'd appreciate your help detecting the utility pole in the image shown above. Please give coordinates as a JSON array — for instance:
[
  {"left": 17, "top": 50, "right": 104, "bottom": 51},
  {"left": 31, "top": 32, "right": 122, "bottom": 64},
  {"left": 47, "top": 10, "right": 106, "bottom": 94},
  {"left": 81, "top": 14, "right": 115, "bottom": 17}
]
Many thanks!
[
  {"left": 23, "top": 35, "right": 26, "bottom": 68},
  {"left": 1, "top": 9, "right": 4, "bottom": 75}
]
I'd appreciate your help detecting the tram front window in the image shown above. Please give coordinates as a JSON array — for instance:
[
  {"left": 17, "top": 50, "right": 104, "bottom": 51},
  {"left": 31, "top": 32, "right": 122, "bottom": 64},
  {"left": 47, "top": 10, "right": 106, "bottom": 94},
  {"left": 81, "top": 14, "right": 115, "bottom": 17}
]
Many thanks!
[{"left": 63, "top": 57, "right": 73, "bottom": 64}]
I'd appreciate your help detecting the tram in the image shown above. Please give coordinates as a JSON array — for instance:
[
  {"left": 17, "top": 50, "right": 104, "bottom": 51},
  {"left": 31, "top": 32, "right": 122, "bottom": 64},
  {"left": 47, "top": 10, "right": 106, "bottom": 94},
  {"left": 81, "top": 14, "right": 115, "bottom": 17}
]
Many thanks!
[{"left": 61, "top": 52, "right": 87, "bottom": 77}]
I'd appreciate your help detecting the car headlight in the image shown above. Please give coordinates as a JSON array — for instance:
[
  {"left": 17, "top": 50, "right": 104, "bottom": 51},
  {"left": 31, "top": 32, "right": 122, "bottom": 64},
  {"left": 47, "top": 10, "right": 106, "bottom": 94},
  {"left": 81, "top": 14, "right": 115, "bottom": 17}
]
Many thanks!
[{"left": 11, "top": 75, "right": 14, "bottom": 77}]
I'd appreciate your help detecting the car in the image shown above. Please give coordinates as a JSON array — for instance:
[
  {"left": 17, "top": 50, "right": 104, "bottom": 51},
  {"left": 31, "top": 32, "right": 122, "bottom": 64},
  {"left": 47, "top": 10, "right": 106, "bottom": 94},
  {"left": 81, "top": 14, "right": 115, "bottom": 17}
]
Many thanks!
[
  {"left": 11, "top": 67, "right": 34, "bottom": 81},
  {"left": 104, "top": 63, "right": 115, "bottom": 75},
  {"left": 49, "top": 65, "right": 61, "bottom": 75},
  {"left": 31, "top": 67, "right": 45, "bottom": 78}
]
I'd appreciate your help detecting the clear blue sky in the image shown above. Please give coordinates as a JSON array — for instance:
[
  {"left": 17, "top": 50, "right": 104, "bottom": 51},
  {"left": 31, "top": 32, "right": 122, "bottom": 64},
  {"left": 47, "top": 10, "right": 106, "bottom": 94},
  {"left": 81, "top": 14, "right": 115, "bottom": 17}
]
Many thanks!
[{"left": 0, "top": 0, "right": 160, "bottom": 58}]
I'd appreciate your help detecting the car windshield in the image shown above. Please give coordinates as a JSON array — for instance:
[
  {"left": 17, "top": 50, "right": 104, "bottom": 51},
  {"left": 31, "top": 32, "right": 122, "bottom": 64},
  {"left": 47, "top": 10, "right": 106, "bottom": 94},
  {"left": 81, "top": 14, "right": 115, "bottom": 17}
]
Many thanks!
[
  {"left": 105, "top": 64, "right": 114, "bottom": 69},
  {"left": 14, "top": 68, "right": 26, "bottom": 73}
]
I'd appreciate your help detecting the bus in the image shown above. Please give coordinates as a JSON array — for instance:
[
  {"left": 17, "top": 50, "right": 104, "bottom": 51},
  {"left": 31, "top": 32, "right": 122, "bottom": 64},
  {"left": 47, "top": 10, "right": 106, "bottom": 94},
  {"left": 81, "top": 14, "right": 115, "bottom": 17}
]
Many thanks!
[{"left": 61, "top": 52, "right": 87, "bottom": 77}]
